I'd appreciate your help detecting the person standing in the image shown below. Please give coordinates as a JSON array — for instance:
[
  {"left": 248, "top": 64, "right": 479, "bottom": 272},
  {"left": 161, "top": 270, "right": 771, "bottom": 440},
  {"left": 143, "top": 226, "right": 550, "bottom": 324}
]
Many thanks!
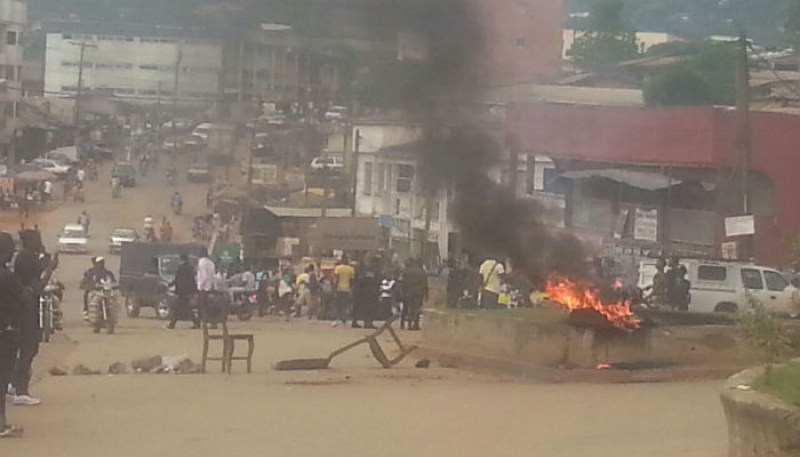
[
  {"left": 167, "top": 254, "right": 198, "bottom": 329},
  {"left": 196, "top": 250, "right": 216, "bottom": 325},
  {"left": 332, "top": 255, "right": 355, "bottom": 327},
  {"left": 76, "top": 167, "right": 86, "bottom": 186},
  {"left": 479, "top": 258, "right": 505, "bottom": 309},
  {"left": 41, "top": 180, "right": 52, "bottom": 205},
  {"left": 401, "top": 258, "right": 428, "bottom": 330},
  {"left": 353, "top": 258, "right": 380, "bottom": 329},
  {"left": 10, "top": 230, "right": 48, "bottom": 406},
  {"left": 0, "top": 232, "right": 26, "bottom": 437}
]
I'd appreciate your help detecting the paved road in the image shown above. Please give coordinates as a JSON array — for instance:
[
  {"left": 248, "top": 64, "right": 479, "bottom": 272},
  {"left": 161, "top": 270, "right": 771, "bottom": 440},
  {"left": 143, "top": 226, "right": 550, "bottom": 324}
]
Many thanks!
[{"left": 1, "top": 152, "right": 729, "bottom": 457}]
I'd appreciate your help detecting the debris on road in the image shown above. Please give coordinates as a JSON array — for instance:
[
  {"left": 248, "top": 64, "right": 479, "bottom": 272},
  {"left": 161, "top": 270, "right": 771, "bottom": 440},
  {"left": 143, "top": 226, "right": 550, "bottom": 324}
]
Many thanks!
[
  {"left": 49, "top": 366, "right": 68, "bottom": 376},
  {"left": 415, "top": 359, "right": 431, "bottom": 369},
  {"left": 132, "top": 355, "right": 162, "bottom": 372},
  {"left": 73, "top": 364, "right": 101, "bottom": 376},
  {"left": 108, "top": 362, "right": 127, "bottom": 375}
]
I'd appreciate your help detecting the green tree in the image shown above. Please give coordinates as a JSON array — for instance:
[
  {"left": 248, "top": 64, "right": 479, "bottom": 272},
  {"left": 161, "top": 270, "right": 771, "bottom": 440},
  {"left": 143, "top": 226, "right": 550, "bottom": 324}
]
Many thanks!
[
  {"left": 567, "top": 0, "right": 640, "bottom": 70},
  {"left": 643, "top": 42, "right": 737, "bottom": 106}
]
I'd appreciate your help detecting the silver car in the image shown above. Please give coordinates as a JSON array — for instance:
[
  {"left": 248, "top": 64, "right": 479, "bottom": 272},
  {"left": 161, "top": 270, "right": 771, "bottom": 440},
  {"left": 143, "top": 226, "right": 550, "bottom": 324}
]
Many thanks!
[{"left": 108, "top": 228, "right": 139, "bottom": 254}]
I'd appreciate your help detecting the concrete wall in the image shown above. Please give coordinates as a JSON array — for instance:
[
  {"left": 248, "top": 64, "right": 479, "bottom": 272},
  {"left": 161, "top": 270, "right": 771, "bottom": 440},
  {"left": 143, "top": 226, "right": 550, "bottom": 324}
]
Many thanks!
[
  {"left": 720, "top": 365, "right": 800, "bottom": 457},
  {"left": 422, "top": 309, "right": 766, "bottom": 369}
]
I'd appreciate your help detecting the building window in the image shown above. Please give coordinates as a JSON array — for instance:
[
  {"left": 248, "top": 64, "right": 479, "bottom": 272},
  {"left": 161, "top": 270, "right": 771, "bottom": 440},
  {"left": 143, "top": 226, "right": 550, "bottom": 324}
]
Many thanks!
[
  {"left": 139, "top": 89, "right": 158, "bottom": 96},
  {"left": 139, "top": 65, "right": 158, "bottom": 71},
  {"left": 396, "top": 164, "right": 414, "bottom": 193},
  {"left": 516, "top": 38, "right": 527, "bottom": 49},
  {"left": 363, "top": 161, "right": 373, "bottom": 195},
  {"left": 7, "top": 31, "right": 17, "bottom": 46},
  {"left": 376, "top": 163, "right": 386, "bottom": 195},
  {"left": 62, "top": 34, "right": 72, "bottom": 40},
  {"left": 395, "top": 199, "right": 401, "bottom": 216}
]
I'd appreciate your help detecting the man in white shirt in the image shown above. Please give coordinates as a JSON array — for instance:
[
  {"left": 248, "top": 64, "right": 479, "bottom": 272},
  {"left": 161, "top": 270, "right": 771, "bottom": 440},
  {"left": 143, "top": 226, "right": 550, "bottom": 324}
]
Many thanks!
[
  {"left": 196, "top": 252, "right": 217, "bottom": 325},
  {"left": 76, "top": 168, "right": 86, "bottom": 184},
  {"left": 42, "top": 180, "right": 52, "bottom": 204},
  {"left": 479, "top": 258, "right": 505, "bottom": 309}
]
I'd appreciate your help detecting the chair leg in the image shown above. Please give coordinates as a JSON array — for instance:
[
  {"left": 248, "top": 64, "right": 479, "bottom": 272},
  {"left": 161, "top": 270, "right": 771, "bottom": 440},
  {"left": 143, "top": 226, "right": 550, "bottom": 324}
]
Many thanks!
[
  {"left": 225, "top": 339, "right": 234, "bottom": 374},
  {"left": 246, "top": 338, "right": 254, "bottom": 374},
  {"left": 201, "top": 338, "right": 209, "bottom": 373}
]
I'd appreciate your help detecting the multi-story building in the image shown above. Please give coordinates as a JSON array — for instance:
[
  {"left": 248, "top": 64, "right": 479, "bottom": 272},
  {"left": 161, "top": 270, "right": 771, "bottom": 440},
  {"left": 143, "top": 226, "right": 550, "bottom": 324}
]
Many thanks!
[
  {"left": 0, "top": 0, "right": 26, "bottom": 162},
  {"left": 43, "top": 21, "right": 223, "bottom": 105}
]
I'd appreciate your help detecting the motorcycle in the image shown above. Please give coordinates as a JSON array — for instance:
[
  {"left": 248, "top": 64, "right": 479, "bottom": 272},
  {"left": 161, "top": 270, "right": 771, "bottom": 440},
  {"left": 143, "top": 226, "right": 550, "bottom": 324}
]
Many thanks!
[
  {"left": 39, "top": 281, "right": 64, "bottom": 343},
  {"left": 89, "top": 278, "right": 119, "bottom": 334},
  {"left": 229, "top": 290, "right": 256, "bottom": 321},
  {"left": 172, "top": 200, "right": 182, "bottom": 216}
]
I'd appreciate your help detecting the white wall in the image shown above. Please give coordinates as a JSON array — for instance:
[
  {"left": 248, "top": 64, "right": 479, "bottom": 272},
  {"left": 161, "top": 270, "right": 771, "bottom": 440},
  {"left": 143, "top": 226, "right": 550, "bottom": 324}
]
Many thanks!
[
  {"left": 44, "top": 32, "right": 222, "bottom": 104},
  {"left": 0, "top": 0, "right": 26, "bottom": 143}
]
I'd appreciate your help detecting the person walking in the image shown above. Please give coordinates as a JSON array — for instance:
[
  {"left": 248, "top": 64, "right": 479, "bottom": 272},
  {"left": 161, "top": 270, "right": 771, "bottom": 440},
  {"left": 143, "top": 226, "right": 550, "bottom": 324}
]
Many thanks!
[
  {"left": 0, "top": 232, "right": 26, "bottom": 437},
  {"left": 353, "top": 258, "right": 380, "bottom": 329},
  {"left": 401, "top": 258, "right": 428, "bottom": 330},
  {"left": 78, "top": 211, "right": 90, "bottom": 237},
  {"left": 332, "top": 255, "right": 355, "bottom": 327},
  {"left": 167, "top": 254, "right": 198, "bottom": 329},
  {"left": 196, "top": 250, "right": 217, "bottom": 325},
  {"left": 478, "top": 258, "right": 505, "bottom": 309},
  {"left": 41, "top": 180, "right": 52, "bottom": 205}
]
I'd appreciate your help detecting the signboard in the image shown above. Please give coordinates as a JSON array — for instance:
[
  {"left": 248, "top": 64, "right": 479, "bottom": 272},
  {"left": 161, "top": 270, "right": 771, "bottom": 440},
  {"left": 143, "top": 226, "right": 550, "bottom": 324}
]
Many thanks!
[
  {"left": 633, "top": 208, "right": 658, "bottom": 242},
  {"left": 309, "top": 218, "right": 379, "bottom": 252},
  {"left": 725, "top": 215, "right": 755, "bottom": 237},
  {"left": 720, "top": 241, "right": 738, "bottom": 260}
]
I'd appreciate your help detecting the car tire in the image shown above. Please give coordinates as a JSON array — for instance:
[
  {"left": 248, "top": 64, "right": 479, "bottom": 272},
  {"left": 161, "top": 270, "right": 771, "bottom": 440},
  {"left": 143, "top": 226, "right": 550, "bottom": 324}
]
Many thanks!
[
  {"left": 714, "top": 302, "right": 738, "bottom": 313},
  {"left": 125, "top": 295, "right": 141, "bottom": 318}
]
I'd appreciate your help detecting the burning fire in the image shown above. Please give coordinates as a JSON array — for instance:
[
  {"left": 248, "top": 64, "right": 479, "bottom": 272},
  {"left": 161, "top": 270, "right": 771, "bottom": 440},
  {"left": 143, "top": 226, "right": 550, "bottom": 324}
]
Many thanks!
[{"left": 545, "top": 278, "right": 641, "bottom": 330}]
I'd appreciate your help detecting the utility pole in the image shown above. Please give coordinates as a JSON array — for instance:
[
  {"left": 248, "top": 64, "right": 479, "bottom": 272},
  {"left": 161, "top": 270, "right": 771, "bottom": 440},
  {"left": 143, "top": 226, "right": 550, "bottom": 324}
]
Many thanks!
[
  {"left": 156, "top": 80, "right": 162, "bottom": 139},
  {"left": 172, "top": 41, "right": 183, "bottom": 153},
  {"left": 70, "top": 40, "right": 97, "bottom": 150},
  {"left": 350, "top": 129, "right": 360, "bottom": 216},
  {"left": 735, "top": 31, "right": 753, "bottom": 260}
]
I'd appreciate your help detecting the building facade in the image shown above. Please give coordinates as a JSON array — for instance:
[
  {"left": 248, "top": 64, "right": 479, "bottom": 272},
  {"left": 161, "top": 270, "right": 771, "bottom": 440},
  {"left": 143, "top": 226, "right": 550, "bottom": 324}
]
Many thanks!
[
  {"left": 43, "top": 22, "right": 223, "bottom": 105},
  {"left": 472, "top": 0, "right": 564, "bottom": 86},
  {"left": 0, "top": 0, "right": 26, "bottom": 162}
]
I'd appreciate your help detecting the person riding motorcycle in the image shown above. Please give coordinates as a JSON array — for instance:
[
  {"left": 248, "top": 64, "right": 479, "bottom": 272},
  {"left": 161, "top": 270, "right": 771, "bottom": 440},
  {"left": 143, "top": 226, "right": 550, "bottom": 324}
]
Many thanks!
[
  {"left": 85, "top": 257, "right": 118, "bottom": 325},
  {"left": 172, "top": 192, "right": 183, "bottom": 215}
]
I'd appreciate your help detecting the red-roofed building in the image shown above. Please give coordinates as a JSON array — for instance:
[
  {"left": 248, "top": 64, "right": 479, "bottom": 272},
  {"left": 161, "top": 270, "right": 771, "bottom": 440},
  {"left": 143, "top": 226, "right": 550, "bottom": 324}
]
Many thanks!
[{"left": 506, "top": 103, "right": 800, "bottom": 267}]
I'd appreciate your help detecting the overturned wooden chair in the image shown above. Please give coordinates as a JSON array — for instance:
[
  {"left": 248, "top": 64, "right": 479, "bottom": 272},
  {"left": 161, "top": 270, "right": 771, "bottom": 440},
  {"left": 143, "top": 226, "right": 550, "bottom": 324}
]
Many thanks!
[
  {"left": 200, "top": 301, "right": 255, "bottom": 374},
  {"left": 274, "top": 315, "right": 416, "bottom": 371}
]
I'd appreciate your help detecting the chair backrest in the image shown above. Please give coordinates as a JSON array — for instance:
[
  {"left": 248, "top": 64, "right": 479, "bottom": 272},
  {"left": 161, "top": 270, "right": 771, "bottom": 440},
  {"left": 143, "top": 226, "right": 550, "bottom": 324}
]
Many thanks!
[{"left": 201, "top": 318, "right": 229, "bottom": 338}]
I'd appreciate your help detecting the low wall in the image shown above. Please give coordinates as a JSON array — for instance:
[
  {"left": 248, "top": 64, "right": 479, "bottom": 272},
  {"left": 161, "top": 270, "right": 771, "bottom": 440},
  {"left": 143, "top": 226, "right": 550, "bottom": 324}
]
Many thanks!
[
  {"left": 422, "top": 309, "right": 764, "bottom": 370},
  {"left": 720, "top": 365, "right": 800, "bottom": 457}
]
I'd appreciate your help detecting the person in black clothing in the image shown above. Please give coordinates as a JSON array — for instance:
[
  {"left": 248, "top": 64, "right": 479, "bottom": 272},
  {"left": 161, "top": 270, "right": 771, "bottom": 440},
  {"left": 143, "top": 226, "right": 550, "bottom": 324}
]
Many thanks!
[
  {"left": 401, "top": 258, "right": 429, "bottom": 330},
  {"left": 10, "top": 230, "right": 49, "bottom": 406},
  {"left": 353, "top": 258, "right": 380, "bottom": 329},
  {"left": 667, "top": 265, "right": 691, "bottom": 311},
  {"left": 167, "top": 254, "right": 198, "bottom": 329},
  {"left": 0, "top": 232, "right": 27, "bottom": 437},
  {"left": 80, "top": 257, "right": 98, "bottom": 319}
]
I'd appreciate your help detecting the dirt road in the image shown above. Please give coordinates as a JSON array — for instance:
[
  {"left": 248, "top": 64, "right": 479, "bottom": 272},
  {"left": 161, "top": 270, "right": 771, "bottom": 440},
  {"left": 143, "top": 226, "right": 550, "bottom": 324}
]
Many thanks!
[{"left": 1, "top": 153, "right": 728, "bottom": 457}]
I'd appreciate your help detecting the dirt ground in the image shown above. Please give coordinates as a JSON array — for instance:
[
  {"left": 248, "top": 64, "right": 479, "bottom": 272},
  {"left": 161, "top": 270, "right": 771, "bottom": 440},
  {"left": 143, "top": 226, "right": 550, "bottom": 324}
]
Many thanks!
[{"left": 1, "top": 150, "right": 729, "bottom": 457}]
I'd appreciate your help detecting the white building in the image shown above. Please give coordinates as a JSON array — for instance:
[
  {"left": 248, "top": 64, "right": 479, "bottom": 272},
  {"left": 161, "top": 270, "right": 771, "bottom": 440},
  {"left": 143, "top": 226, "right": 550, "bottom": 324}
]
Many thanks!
[
  {"left": 43, "top": 21, "right": 223, "bottom": 105},
  {"left": 352, "top": 122, "right": 566, "bottom": 262},
  {"left": 0, "top": 0, "right": 26, "bottom": 161}
]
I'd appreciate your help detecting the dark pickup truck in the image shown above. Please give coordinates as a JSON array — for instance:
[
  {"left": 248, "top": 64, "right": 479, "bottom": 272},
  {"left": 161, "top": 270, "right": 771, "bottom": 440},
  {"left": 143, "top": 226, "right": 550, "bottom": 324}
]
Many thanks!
[{"left": 119, "top": 241, "right": 204, "bottom": 319}]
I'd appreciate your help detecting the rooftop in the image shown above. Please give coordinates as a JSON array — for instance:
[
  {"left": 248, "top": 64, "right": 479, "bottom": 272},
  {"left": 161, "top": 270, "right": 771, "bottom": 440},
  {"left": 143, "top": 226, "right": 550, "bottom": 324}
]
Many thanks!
[
  {"left": 484, "top": 83, "right": 644, "bottom": 107},
  {"left": 42, "top": 20, "right": 221, "bottom": 41}
]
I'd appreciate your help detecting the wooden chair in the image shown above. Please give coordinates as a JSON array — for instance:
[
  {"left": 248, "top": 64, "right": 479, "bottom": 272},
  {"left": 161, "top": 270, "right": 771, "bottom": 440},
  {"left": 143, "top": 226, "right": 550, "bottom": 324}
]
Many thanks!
[{"left": 200, "top": 300, "right": 255, "bottom": 374}]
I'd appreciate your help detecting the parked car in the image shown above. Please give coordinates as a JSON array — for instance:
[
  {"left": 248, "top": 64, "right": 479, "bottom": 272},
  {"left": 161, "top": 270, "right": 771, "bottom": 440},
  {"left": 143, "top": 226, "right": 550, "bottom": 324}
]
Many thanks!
[
  {"left": 57, "top": 224, "right": 88, "bottom": 254},
  {"left": 324, "top": 105, "right": 348, "bottom": 121},
  {"left": 31, "top": 158, "right": 70, "bottom": 176},
  {"left": 108, "top": 228, "right": 139, "bottom": 254},
  {"left": 112, "top": 162, "right": 137, "bottom": 187},
  {"left": 191, "top": 122, "right": 211, "bottom": 141},
  {"left": 187, "top": 161, "right": 211, "bottom": 182},
  {"left": 310, "top": 155, "right": 345, "bottom": 173},
  {"left": 162, "top": 137, "right": 185, "bottom": 150},
  {"left": 638, "top": 259, "right": 800, "bottom": 314}
]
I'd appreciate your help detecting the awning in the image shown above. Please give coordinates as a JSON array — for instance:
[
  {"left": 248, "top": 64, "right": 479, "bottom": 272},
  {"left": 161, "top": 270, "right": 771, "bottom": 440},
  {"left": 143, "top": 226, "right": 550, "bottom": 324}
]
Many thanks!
[{"left": 559, "top": 169, "right": 681, "bottom": 191}]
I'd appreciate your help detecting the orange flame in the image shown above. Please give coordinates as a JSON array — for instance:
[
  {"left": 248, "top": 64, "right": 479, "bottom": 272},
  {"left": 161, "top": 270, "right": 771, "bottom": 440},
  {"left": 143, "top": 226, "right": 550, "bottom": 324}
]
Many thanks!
[{"left": 545, "top": 277, "right": 640, "bottom": 330}]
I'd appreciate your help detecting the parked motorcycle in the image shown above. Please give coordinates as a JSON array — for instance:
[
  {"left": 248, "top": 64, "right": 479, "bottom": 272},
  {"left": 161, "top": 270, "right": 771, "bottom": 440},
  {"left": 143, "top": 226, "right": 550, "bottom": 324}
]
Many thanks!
[
  {"left": 89, "top": 279, "right": 119, "bottom": 334},
  {"left": 230, "top": 290, "right": 256, "bottom": 321},
  {"left": 40, "top": 281, "right": 64, "bottom": 343}
]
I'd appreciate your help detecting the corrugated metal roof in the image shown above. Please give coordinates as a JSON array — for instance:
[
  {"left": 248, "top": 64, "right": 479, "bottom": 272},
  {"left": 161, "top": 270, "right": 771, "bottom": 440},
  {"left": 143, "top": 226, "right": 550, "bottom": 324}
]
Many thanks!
[
  {"left": 264, "top": 206, "right": 353, "bottom": 218},
  {"left": 560, "top": 169, "right": 679, "bottom": 191}
]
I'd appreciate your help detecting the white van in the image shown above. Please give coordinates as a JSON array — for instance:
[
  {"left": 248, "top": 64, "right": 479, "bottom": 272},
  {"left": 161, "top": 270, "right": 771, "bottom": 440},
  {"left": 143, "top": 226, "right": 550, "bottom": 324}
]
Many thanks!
[{"left": 638, "top": 259, "right": 800, "bottom": 314}]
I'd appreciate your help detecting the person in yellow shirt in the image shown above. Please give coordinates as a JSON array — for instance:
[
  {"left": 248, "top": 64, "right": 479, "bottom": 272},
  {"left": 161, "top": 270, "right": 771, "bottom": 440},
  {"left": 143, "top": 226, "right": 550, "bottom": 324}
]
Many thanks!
[
  {"left": 479, "top": 258, "right": 505, "bottom": 309},
  {"left": 332, "top": 255, "right": 355, "bottom": 327}
]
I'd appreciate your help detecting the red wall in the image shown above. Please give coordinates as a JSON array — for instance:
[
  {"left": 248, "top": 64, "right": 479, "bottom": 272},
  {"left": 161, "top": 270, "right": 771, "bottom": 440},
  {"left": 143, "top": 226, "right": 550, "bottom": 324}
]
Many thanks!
[
  {"left": 472, "top": 0, "right": 563, "bottom": 85},
  {"left": 507, "top": 103, "right": 800, "bottom": 266}
]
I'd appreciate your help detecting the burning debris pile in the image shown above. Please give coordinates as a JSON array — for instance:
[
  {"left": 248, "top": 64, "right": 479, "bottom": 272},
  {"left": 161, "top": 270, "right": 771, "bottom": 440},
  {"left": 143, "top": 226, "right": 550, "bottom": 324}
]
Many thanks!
[{"left": 546, "top": 278, "right": 641, "bottom": 330}]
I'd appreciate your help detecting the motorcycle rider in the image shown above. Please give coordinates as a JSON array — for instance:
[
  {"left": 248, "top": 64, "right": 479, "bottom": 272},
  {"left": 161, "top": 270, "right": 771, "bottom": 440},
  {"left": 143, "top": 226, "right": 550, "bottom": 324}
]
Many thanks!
[
  {"left": 86, "top": 257, "right": 118, "bottom": 325},
  {"left": 172, "top": 192, "right": 183, "bottom": 215},
  {"left": 0, "top": 232, "right": 26, "bottom": 437}
]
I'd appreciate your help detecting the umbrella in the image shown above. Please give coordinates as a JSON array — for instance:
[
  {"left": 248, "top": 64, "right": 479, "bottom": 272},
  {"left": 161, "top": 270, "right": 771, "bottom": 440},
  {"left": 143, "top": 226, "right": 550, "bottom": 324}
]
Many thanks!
[{"left": 15, "top": 170, "right": 57, "bottom": 181}]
